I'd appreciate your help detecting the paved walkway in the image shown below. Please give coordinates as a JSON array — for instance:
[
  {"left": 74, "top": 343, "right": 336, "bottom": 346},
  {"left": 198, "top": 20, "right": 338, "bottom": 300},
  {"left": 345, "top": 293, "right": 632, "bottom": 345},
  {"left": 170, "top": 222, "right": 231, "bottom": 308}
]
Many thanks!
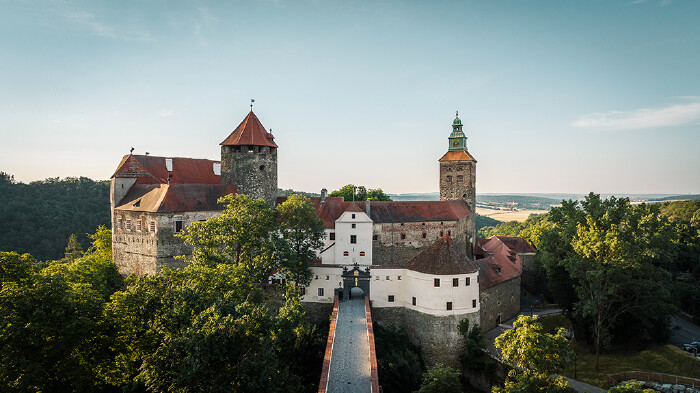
[{"left": 326, "top": 298, "right": 372, "bottom": 393}]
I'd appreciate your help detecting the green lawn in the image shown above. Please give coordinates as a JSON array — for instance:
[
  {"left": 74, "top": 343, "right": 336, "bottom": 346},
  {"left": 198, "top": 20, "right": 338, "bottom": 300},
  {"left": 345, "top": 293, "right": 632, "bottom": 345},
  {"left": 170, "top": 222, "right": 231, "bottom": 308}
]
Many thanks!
[
  {"left": 535, "top": 315, "right": 700, "bottom": 389},
  {"left": 562, "top": 343, "right": 700, "bottom": 388}
]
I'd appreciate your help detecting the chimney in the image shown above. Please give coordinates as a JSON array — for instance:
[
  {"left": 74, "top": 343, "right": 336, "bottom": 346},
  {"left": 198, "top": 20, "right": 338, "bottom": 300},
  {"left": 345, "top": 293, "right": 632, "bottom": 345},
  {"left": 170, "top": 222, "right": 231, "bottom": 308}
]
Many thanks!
[
  {"left": 321, "top": 188, "right": 327, "bottom": 203},
  {"left": 366, "top": 201, "right": 370, "bottom": 217}
]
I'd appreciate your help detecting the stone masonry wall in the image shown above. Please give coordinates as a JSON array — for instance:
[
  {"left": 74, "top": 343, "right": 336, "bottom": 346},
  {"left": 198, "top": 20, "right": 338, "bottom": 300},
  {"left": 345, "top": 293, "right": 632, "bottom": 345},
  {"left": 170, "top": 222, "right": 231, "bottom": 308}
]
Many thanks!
[
  {"left": 371, "top": 307, "right": 480, "bottom": 369},
  {"left": 221, "top": 145, "right": 277, "bottom": 207},
  {"left": 372, "top": 220, "right": 461, "bottom": 266},
  {"left": 479, "top": 276, "right": 521, "bottom": 331},
  {"left": 439, "top": 160, "right": 476, "bottom": 212}
]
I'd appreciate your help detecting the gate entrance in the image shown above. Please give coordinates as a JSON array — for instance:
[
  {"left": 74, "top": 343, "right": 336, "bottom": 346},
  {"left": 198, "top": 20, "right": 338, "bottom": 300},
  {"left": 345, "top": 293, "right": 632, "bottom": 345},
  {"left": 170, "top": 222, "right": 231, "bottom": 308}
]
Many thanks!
[{"left": 336, "top": 263, "right": 371, "bottom": 300}]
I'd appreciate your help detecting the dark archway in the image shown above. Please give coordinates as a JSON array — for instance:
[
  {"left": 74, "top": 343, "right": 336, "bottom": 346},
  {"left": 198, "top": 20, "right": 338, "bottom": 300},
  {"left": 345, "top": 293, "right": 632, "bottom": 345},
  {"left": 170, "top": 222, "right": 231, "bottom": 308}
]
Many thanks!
[{"left": 337, "top": 263, "right": 371, "bottom": 300}]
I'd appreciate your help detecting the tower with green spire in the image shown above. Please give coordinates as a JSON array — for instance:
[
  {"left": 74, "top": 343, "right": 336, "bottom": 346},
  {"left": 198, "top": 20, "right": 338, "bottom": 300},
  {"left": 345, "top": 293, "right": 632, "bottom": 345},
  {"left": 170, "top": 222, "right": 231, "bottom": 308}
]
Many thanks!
[{"left": 448, "top": 111, "right": 468, "bottom": 151}]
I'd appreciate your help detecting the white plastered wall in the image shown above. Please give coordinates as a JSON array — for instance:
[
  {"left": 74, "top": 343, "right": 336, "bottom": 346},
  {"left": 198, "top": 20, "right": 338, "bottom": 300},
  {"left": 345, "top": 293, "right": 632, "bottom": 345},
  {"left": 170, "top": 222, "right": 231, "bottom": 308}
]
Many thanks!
[{"left": 334, "top": 210, "right": 373, "bottom": 265}]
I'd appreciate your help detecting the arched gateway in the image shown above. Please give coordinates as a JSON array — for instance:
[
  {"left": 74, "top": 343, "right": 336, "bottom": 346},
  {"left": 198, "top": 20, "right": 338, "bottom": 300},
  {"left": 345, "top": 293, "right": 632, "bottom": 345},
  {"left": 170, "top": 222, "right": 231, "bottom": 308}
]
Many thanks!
[{"left": 336, "top": 263, "right": 371, "bottom": 300}]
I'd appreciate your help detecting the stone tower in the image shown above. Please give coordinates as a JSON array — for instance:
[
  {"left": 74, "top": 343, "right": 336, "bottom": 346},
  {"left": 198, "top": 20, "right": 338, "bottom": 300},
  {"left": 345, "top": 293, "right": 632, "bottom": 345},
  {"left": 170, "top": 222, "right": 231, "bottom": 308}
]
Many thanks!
[
  {"left": 220, "top": 111, "right": 278, "bottom": 206},
  {"left": 439, "top": 112, "right": 476, "bottom": 212}
]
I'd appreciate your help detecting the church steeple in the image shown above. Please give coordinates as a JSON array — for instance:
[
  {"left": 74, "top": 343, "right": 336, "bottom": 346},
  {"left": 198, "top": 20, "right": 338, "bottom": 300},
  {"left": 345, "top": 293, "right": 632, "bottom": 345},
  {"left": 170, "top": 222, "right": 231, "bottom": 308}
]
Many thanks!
[{"left": 448, "top": 111, "right": 468, "bottom": 151}]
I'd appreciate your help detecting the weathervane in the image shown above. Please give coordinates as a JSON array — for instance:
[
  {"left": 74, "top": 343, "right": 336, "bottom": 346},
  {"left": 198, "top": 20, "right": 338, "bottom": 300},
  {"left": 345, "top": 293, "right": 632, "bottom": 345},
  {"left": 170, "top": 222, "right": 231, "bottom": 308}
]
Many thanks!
[
  {"left": 456, "top": 110, "right": 459, "bottom": 117},
  {"left": 250, "top": 98, "right": 255, "bottom": 111}
]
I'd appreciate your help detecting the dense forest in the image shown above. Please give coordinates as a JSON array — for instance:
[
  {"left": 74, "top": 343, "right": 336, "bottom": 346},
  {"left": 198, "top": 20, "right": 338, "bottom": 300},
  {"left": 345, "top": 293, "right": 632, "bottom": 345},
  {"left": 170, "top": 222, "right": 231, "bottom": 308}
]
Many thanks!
[
  {"left": 0, "top": 172, "right": 110, "bottom": 261},
  {"left": 479, "top": 197, "right": 700, "bottom": 363}
]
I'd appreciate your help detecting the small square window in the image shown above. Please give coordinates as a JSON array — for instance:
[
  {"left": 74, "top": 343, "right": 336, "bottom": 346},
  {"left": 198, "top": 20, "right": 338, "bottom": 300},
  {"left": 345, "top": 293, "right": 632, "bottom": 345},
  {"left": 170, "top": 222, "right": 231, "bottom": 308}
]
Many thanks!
[
  {"left": 329, "top": 232, "right": 335, "bottom": 240},
  {"left": 318, "top": 288, "right": 324, "bottom": 296},
  {"left": 174, "top": 220, "right": 184, "bottom": 233},
  {"left": 434, "top": 278, "right": 440, "bottom": 287},
  {"left": 344, "top": 251, "right": 349, "bottom": 256},
  {"left": 126, "top": 219, "right": 132, "bottom": 231},
  {"left": 149, "top": 221, "right": 156, "bottom": 232},
  {"left": 326, "top": 275, "right": 329, "bottom": 280},
  {"left": 412, "top": 297, "right": 416, "bottom": 306},
  {"left": 422, "top": 232, "right": 426, "bottom": 238},
  {"left": 352, "top": 214, "right": 355, "bottom": 219},
  {"left": 472, "top": 299, "right": 477, "bottom": 308},
  {"left": 398, "top": 276, "right": 402, "bottom": 280},
  {"left": 400, "top": 223, "right": 404, "bottom": 226},
  {"left": 453, "top": 278, "right": 459, "bottom": 287},
  {"left": 457, "top": 175, "right": 463, "bottom": 182},
  {"left": 440, "top": 231, "right": 444, "bottom": 237},
  {"left": 447, "top": 175, "right": 452, "bottom": 183},
  {"left": 388, "top": 295, "right": 395, "bottom": 302},
  {"left": 372, "top": 235, "right": 378, "bottom": 241},
  {"left": 352, "top": 223, "right": 356, "bottom": 229},
  {"left": 136, "top": 219, "right": 142, "bottom": 231},
  {"left": 448, "top": 230, "right": 451, "bottom": 236},
  {"left": 447, "top": 302, "right": 453, "bottom": 311},
  {"left": 360, "top": 251, "right": 365, "bottom": 256},
  {"left": 350, "top": 235, "right": 357, "bottom": 244},
  {"left": 315, "top": 275, "right": 318, "bottom": 280},
  {"left": 386, "top": 276, "right": 390, "bottom": 280},
  {"left": 466, "top": 277, "right": 470, "bottom": 286},
  {"left": 117, "top": 218, "right": 123, "bottom": 230},
  {"left": 400, "top": 233, "right": 406, "bottom": 240}
]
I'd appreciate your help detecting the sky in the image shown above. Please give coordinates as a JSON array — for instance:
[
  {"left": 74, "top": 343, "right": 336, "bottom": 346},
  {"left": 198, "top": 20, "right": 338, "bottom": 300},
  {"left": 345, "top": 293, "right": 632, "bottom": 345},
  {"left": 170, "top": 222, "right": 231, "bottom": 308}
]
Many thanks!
[{"left": 1, "top": 0, "right": 699, "bottom": 195}]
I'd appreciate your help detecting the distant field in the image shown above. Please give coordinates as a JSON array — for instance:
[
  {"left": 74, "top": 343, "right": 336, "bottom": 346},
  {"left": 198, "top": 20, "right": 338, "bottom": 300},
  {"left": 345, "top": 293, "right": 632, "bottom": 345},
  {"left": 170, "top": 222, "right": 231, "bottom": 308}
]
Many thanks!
[{"left": 476, "top": 207, "right": 548, "bottom": 222}]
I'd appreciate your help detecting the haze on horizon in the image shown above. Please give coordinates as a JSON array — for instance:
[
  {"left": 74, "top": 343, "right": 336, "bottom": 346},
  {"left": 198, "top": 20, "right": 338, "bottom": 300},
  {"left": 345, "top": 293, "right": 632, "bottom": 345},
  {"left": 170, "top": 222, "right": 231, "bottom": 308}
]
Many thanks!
[{"left": 1, "top": 0, "right": 698, "bottom": 195}]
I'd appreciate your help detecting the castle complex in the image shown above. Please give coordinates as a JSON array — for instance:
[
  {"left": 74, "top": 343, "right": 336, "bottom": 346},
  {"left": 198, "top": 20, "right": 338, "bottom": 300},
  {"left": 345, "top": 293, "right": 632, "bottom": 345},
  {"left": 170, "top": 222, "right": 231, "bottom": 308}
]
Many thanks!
[{"left": 109, "top": 110, "right": 533, "bottom": 366}]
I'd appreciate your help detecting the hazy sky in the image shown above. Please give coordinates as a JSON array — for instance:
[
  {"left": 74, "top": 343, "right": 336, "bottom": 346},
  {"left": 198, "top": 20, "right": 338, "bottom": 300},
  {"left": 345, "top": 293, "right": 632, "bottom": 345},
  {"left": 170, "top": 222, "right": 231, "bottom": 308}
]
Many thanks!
[{"left": 1, "top": 0, "right": 699, "bottom": 194}]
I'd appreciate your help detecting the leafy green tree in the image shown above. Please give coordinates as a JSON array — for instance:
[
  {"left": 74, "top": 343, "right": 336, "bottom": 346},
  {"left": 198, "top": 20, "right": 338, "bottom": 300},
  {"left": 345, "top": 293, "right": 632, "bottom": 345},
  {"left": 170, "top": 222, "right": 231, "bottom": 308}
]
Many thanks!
[
  {"left": 329, "top": 184, "right": 392, "bottom": 201},
  {"left": 275, "top": 194, "right": 325, "bottom": 288},
  {"left": 374, "top": 323, "right": 424, "bottom": 393},
  {"left": 416, "top": 363, "right": 462, "bottom": 393},
  {"left": 459, "top": 319, "right": 497, "bottom": 382},
  {"left": 179, "top": 193, "right": 279, "bottom": 282},
  {"left": 64, "top": 233, "right": 84, "bottom": 261},
  {"left": 493, "top": 315, "right": 573, "bottom": 393},
  {"left": 0, "top": 251, "right": 38, "bottom": 288}
]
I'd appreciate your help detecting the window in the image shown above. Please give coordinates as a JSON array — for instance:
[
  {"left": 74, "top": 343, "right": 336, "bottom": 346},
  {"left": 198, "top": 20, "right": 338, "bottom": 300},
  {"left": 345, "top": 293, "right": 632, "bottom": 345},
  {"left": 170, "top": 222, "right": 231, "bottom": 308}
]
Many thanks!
[
  {"left": 448, "top": 230, "right": 451, "bottom": 236},
  {"left": 136, "top": 219, "right": 142, "bottom": 232},
  {"left": 149, "top": 221, "right": 156, "bottom": 232},
  {"left": 457, "top": 175, "right": 463, "bottom": 182},
  {"left": 388, "top": 295, "right": 395, "bottom": 302},
  {"left": 412, "top": 297, "right": 416, "bottom": 306},
  {"left": 447, "top": 302, "right": 453, "bottom": 311},
  {"left": 447, "top": 175, "right": 452, "bottom": 183},
  {"left": 434, "top": 278, "right": 440, "bottom": 287},
  {"left": 466, "top": 277, "right": 470, "bottom": 286},
  {"left": 472, "top": 299, "right": 477, "bottom": 308},
  {"left": 422, "top": 232, "right": 426, "bottom": 238},
  {"left": 398, "top": 276, "right": 402, "bottom": 280},
  {"left": 315, "top": 275, "right": 318, "bottom": 280},
  {"left": 456, "top": 166, "right": 463, "bottom": 171},
  {"left": 373, "top": 235, "right": 378, "bottom": 240},
  {"left": 453, "top": 278, "right": 459, "bottom": 287},
  {"left": 174, "top": 219, "right": 184, "bottom": 233},
  {"left": 344, "top": 251, "right": 349, "bottom": 256},
  {"left": 329, "top": 232, "right": 335, "bottom": 240},
  {"left": 350, "top": 235, "right": 357, "bottom": 244},
  {"left": 318, "top": 288, "right": 324, "bottom": 296},
  {"left": 352, "top": 214, "right": 355, "bottom": 219},
  {"left": 400, "top": 233, "right": 406, "bottom": 240},
  {"left": 352, "top": 223, "right": 356, "bottom": 229},
  {"left": 386, "top": 276, "right": 390, "bottom": 280},
  {"left": 360, "top": 251, "right": 365, "bottom": 256},
  {"left": 126, "top": 219, "right": 132, "bottom": 231},
  {"left": 440, "top": 231, "right": 444, "bottom": 237},
  {"left": 400, "top": 223, "right": 404, "bottom": 226},
  {"left": 447, "top": 167, "right": 453, "bottom": 172},
  {"left": 117, "top": 218, "right": 123, "bottom": 230},
  {"left": 326, "top": 275, "right": 329, "bottom": 280}
]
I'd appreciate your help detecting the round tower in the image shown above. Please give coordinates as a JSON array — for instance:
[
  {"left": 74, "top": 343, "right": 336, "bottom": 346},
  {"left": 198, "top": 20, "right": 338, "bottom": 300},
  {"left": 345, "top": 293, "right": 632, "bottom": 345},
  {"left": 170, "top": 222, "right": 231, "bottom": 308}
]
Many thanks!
[
  {"left": 220, "top": 111, "right": 278, "bottom": 206},
  {"left": 439, "top": 111, "right": 476, "bottom": 212}
]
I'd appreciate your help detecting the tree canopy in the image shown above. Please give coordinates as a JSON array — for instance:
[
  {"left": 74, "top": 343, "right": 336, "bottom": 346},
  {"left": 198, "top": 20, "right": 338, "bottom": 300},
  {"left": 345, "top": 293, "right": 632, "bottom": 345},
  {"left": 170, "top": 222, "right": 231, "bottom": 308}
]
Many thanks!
[{"left": 329, "top": 184, "right": 392, "bottom": 201}]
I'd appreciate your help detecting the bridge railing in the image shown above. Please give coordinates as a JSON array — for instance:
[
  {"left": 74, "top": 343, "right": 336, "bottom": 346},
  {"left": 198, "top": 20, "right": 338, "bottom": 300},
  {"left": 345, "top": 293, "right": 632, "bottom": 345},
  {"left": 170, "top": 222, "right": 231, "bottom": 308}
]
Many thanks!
[
  {"left": 318, "top": 296, "right": 339, "bottom": 393},
  {"left": 607, "top": 371, "right": 700, "bottom": 388},
  {"left": 365, "top": 296, "right": 380, "bottom": 393}
]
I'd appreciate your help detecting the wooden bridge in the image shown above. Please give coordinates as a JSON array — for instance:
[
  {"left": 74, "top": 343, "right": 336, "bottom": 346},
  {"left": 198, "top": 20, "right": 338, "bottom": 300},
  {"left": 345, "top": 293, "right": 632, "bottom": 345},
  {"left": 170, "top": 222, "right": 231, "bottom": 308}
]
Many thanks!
[{"left": 318, "top": 294, "right": 380, "bottom": 393}]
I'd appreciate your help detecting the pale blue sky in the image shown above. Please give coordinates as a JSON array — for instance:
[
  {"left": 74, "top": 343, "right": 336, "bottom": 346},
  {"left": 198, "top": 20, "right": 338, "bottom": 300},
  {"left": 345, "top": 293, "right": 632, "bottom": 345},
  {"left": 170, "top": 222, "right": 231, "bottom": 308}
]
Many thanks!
[{"left": 1, "top": 0, "right": 699, "bottom": 194}]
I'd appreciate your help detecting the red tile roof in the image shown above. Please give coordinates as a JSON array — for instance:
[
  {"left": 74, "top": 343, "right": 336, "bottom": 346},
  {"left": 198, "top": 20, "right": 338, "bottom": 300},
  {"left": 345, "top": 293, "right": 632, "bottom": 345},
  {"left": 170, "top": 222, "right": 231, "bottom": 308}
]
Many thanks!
[
  {"left": 111, "top": 155, "right": 221, "bottom": 185},
  {"left": 345, "top": 202, "right": 364, "bottom": 212},
  {"left": 220, "top": 111, "right": 278, "bottom": 148},
  {"left": 405, "top": 235, "right": 478, "bottom": 275},
  {"left": 277, "top": 197, "right": 473, "bottom": 228},
  {"left": 115, "top": 184, "right": 237, "bottom": 213},
  {"left": 474, "top": 236, "right": 523, "bottom": 289},
  {"left": 496, "top": 236, "right": 537, "bottom": 253},
  {"left": 438, "top": 150, "right": 477, "bottom": 162}
]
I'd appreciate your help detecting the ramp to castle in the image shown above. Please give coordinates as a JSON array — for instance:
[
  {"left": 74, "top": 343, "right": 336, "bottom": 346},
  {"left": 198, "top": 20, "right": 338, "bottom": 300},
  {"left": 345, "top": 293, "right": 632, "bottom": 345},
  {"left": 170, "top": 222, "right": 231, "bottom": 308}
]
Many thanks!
[{"left": 318, "top": 296, "right": 379, "bottom": 393}]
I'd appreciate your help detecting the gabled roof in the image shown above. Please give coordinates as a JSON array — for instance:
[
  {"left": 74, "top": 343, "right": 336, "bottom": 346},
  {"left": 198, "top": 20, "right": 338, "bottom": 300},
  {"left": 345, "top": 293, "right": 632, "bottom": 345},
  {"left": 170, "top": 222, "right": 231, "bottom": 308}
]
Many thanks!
[
  {"left": 345, "top": 202, "right": 364, "bottom": 212},
  {"left": 474, "top": 236, "right": 524, "bottom": 289},
  {"left": 111, "top": 155, "right": 221, "bottom": 185},
  {"left": 405, "top": 235, "right": 478, "bottom": 275},
  {"left": 115, "top": 184, "right": 237, "bottom": 213},
  {"left": 276, "top": 197, "right": 473, "bottom": 228},
  {"left": 438, "top": 150, "right": 477, "bottom": 162},
  {"left": 496, "top": 236, "right": 537, "bottom": 253},
  {"left": 220, "top": 111, "right": 278, "bottom": 148}
]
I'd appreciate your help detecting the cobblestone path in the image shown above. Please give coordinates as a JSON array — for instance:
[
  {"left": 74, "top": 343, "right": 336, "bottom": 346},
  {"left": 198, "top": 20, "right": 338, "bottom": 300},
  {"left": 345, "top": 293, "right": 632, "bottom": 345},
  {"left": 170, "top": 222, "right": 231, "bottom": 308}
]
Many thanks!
[{"left": 326, "top": 298, "right": 372, "bottom": 393}]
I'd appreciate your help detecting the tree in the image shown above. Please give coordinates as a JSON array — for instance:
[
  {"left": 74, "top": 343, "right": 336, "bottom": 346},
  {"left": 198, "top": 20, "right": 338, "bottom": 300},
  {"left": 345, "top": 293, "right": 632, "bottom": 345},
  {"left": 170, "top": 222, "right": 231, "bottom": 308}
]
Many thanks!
[
  {"left": 459, "top": 319, "right": 497, "bottom": 383},
  {"left": 64, "top": 233, "right": 84, "bottom": 261},
  {"left": 493, "top": 315, "right": 573, "bottom": 393},
  {"left": 329, "top": 184, "right": 392, "bottom": 201},
  {"left": 275, "top": 194, "right": 325, "bottom": 288},
  {"left": 374, "top": 323, "right": 424, "bottom": 393},
  {"left": 179, "top": 193, "right": 279, "bottom": 282},
  {"left": 416, "top": 363, "right": 462, "bottom": 393},
  {"left": 608, "top": 382, "right": 656, "bottom": 393}
]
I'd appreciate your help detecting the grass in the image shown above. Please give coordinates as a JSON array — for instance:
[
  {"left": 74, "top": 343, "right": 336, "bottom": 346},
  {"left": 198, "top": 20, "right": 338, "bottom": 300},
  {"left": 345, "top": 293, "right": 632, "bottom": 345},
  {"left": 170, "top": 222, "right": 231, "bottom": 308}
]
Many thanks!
[{"left": 563, "top": 343, "right": 700, "bottom": 389}]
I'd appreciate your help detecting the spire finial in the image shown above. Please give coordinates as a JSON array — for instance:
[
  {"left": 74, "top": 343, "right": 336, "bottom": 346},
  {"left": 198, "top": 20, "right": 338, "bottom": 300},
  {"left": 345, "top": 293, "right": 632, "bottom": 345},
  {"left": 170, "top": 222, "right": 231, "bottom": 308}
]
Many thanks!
[
  {"left": 250, "top": 98, "right": 255, "bottom": 111},
  {"left": 456, "top": 110, "right": 459, "bottom": 117}
]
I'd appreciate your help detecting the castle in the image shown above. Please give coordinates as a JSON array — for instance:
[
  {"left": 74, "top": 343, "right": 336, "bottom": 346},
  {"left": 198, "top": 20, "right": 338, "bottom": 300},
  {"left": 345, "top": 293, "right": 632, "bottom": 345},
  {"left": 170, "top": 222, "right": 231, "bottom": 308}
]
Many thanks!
[{"left": 110, "top": 109, "right": 531, "bottom": 366}]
